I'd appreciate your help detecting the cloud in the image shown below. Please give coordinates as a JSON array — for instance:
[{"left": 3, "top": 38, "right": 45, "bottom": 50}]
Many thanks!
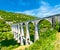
[{"left": 16, "top": 1, "right": 60, "bottom": 18}]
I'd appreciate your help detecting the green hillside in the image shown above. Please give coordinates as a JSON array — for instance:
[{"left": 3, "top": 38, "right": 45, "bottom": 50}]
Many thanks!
[
  {"left": 0, "top": 10, "right": 59, "bottom": 50},
  {"left": 0, "top": 10, "right": 38, "bottom": 50},
  {"left": 0, "top": 10, "right": 38, "bottom": 23}
]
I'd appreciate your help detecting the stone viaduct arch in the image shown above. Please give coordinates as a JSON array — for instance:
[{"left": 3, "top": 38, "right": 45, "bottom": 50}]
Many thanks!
[{"left": 10, "top": 15, "right": 60, "bottom": 46}]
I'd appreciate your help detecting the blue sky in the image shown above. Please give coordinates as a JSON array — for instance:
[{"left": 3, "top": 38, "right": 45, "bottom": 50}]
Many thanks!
[{"left": 0, "top": 0, "right": 60, "bottom": 17}]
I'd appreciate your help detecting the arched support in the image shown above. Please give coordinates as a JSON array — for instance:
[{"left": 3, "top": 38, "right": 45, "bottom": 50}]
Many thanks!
[
  {"left": 15, "top": 24, "right": 18, "bottom": 40},
  {"left": 25, "top": 22, "right": 30, "bottom": 45},
  {"left": 52, "top": 16, "right": 56, "bottom": 28},
  {"left": 11, "top": 24, "right": 18, "bottom": 40},
  {"left": 58, "top": 16, "right": 60, "bottom": 23},
  {"left": 34, "top": 20, "right": 39, "bottom": 42},
  {"left": 17, "top": 24, "right": 21, "bottom": 43},
  {"left": 44, "top": 16, "right": 56, "bottom": 29},
  {"left": 44, "top": 18, "right": 52, "bottom": 25},
  {"left": 20, "top": 23, "right": 24, "bottom": 45},
  {"left": 11, "top": 25, "right": 16, "bottom": 39},
  {"left": 20, "top": 23, "right": 24, "bottom": 36}
]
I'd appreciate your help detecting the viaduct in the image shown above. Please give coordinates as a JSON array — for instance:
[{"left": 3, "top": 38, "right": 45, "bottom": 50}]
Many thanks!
[{"left": 10, "top": 14, "right": 60, "bottom": 45}]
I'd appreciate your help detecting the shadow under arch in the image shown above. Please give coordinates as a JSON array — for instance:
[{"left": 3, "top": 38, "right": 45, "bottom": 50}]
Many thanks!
[
  {"left": 22, "top": 23, "right": 26, "bottom": 37},
  {"left": 28, "top": 21, "right": 35, "bottom": 42},
  {"left": 58, "top": 23, "right": 60, "bottom": 32},
  {"left": 37, "top": 19, "right": 52, "bottom": 37}
]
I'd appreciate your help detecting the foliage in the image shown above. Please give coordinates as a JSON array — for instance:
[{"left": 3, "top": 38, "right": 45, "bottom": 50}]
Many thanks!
[
  {"left": 0, "top": 10, "right": 59, "bottom": 50},
  {"left": 0, "top": 32, "right": 13, "bottom": 41},
  {"left": 26, "top": 30, "right": 57, "bottom": 50},
  {"left": 0, "top": 10, "right": 38, "bottom": 50},
  {"left": 29, "top": 19, "right": 52, "bottom": 42},
  {"left": 0, "top": 32, "right": 20, "bottom": 50},
  {"left": 54, "top": 19, "right": 59, "bottom": 31},
  {"left": 0, "top": 19, "right": 11, "bottom": 32},
  {"left": 0, "top": 10, "right": 38, "bottom": 23},
  {"left": 38, "top": 19, "right": 52, "bottom": 29},
  {"left": 25, "top": 19, "right": 57, "bottom": 50}
]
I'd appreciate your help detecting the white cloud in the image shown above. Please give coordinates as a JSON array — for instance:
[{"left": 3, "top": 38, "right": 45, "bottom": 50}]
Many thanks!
[{"left": 16, "top": 1, "right": 60, "bottom": 18}]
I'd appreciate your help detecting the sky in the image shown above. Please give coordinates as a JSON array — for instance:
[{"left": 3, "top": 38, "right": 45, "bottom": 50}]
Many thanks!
[{"left": 0, "top": 0, "right": 60, "bottom": 18}]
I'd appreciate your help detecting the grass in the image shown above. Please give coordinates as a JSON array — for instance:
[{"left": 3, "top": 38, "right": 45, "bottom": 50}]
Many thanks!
[
  {"left": 13, "top": 45, "right": 30, "bottom": 50},
  {"left": 13, "top": 30, "right": 58, "bottom": 50},
  {"left": 0, "top": 32, "right": 20, "bottom": 50},
  {"left": 13, "top": 32, "right": 60, "bottom": 50},
  {"left": 54, "top": 32, "right": 60, "bottom": 50},
  {"left": 25, "top": 29, "right": 57, "bottom": 50}
]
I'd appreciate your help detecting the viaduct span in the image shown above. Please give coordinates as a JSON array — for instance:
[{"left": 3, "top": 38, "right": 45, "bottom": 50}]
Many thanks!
[{"left": 10, "top": 14, "right": 60, "bottom": 45}]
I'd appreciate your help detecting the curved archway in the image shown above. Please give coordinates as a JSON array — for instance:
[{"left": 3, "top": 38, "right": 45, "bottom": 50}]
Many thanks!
[
  {"left": 22, "top": 23, "right": 26, "bottom": 37},
  {"left": 38, "top": 19, "right": 52, "bottom": 28},
  {"left": 44, "top": 18, "right": 52, "bottom": 25},
  {"left": 37, "top": 19, "right": 52, "bottom": 37}
]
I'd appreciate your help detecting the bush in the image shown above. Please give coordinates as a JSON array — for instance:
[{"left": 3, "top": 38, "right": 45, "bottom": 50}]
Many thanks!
[
  {"left": 54, "top": 19, "right": 59, "bottom": 31},
  {"left": 0, "top": 19, "right": 11, "bottom": 32},
  {"left": 26, "top": 29, "right": 57, "bottom": 50},
  {"left": 0, "top": 32, "right": 20, "bottom": 50}
]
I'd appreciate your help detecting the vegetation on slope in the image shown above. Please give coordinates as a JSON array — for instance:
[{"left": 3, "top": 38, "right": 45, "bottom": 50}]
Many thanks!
[
  {"left": 55, "top": 32, "right": 60, "bottom": 50},
  {"left": 26, "top": 30, "right": 57, "bottom": 50},
  {"left": 0, "top": 19, "right": 20, "bottom": 50},
  {"left": 0, "top": 10, "right": 38, "bottom": 23},
  {"left": 0, "top": 10, "right": 59, "bottom": 50},
  {"left": 0, "top": 19, "right": 11, "bottom": 32},
  {"left": 0, "top": 10, "right": 38, "bottom": 50},
  {"left": 25, "top": 19, "right": 59, "bottom": 50}
]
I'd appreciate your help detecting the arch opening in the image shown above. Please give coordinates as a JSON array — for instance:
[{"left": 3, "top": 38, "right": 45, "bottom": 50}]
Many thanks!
[
  {"left": 28, "top": 22, "right": 34, "bottom": 42},
  {"left": 22, "top": 23, "right": 26, "bottom": 37},
  {"left": 38, "top": 19, "right": 52, "bottom": 38}
]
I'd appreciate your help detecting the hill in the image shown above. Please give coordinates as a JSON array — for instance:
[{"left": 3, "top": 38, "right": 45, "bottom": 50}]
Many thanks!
[
  {"left": 0, "top": 10, "right": 59, "bottom": 50},
  {"left": 0, "top": 10, "right": 38, "bottom": 50},
  {"left": 0, "top": 10, "right": 38, "bottom": 23}
]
